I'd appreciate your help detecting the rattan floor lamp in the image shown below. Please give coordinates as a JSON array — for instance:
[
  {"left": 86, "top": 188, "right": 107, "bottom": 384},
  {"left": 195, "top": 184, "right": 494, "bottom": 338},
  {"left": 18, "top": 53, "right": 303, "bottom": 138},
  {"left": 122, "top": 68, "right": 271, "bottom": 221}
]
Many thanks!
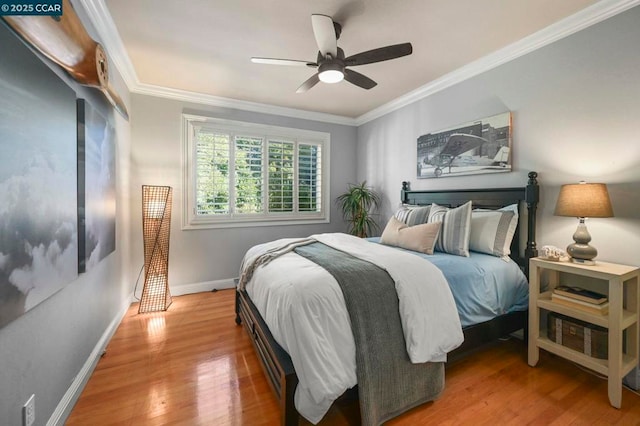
[{"left": 139, "top": 185, "right": 173, "bottom": 313}]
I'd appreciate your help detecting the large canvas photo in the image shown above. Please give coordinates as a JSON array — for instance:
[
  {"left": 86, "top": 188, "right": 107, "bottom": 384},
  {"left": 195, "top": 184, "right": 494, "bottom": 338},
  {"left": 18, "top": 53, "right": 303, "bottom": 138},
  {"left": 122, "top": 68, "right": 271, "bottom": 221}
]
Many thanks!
[
  {"left": 0, "top": 24, "right": 78, "bottom": 329},
  {"left": 417, "top": 112, "right": 512, "bottom": 179},
  {"left": 77, "top": 99, "right": 116, "bottom": 273}
]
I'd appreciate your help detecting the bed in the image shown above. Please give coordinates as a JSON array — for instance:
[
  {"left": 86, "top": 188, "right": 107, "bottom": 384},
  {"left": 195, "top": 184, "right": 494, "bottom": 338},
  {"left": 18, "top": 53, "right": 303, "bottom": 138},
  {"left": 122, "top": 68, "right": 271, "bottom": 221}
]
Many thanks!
[{"left": 235, "top": 171, "right": 540, "bottom": 425}]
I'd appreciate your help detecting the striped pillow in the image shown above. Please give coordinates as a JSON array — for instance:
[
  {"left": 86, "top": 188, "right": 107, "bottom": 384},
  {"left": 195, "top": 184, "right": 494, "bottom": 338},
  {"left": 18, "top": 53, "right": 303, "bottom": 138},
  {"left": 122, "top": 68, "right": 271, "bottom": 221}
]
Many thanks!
[
  {"left": 427, "top": 201, "right": 472, "bottom": 257},
  {"left": 394, "top": 205, "right": 431, "bottom": 226},
  {"left": 469, "top": 204, "right": 518, "bottom": 257}
]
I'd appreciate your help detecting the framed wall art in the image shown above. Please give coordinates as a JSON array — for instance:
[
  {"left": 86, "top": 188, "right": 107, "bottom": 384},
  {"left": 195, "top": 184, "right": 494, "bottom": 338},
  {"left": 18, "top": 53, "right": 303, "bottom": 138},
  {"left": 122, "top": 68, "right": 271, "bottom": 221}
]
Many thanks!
[
  {"left": 77, "top": 99, "right": 116, "bottom": 273},
  {"left": 417, "top": 112, "right": 512, "bottom": 179},
  {"left": 0, "top": 23, "right": 78, "bottom": 329}
]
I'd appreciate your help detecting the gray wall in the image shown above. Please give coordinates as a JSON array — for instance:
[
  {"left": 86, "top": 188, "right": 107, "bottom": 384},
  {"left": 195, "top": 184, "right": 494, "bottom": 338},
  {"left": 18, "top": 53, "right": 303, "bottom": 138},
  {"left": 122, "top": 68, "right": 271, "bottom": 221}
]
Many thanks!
[
  {"left": 357, "top": 6, "right": 640, "bottom": 267},
  {"left": 130, "top": 94, "right": 358, "bottom": 291},
  {"left": 0, "top": 8, "right": 133, "bottom": 426}
]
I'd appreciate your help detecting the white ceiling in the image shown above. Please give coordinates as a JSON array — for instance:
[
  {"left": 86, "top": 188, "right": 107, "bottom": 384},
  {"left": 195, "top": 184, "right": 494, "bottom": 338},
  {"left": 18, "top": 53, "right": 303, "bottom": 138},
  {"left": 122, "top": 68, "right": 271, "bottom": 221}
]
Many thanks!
[{"left": 100, "top": 0, "right": 606, "bottom": 120}]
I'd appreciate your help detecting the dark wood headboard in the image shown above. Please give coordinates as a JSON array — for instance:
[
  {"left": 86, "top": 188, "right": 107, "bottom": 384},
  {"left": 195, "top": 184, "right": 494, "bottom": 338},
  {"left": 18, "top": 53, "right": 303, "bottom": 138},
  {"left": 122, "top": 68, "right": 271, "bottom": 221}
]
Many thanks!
[{"left": 400, "top": 171, "right": 539, "bottom": 275}]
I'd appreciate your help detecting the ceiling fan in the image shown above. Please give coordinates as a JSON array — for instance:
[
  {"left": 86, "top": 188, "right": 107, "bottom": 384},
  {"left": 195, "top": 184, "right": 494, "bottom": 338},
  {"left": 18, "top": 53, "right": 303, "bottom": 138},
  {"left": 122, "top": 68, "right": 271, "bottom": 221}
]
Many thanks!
[
  {"left": 251, "top": 14, "right": 413, "bottom": 93},
  {"left": 2, "top": 0, "right": 129, "bottom": 120}
]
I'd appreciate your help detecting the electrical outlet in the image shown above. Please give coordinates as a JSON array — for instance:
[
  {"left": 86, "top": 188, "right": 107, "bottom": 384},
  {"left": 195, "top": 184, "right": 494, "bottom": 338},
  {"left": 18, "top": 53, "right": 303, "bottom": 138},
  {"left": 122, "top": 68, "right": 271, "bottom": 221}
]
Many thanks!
[{"left": 23, "top": 394, "right": 35, "bottom": 426}]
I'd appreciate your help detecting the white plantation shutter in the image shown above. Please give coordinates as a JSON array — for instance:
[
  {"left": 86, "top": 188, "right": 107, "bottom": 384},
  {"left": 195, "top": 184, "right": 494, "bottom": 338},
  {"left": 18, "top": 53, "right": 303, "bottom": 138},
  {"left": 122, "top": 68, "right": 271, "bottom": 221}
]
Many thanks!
[
  {"left": 183, "top": 115, "right": 329, "bottom": 228},
  {"left": 268, "top": 140, "right": 295, "bottom": 212},
  {"left": 234, "top": 135, "right": 263, "bottom": 214},
  {"left": 298, "top": 143, "right": 321, "bottom": 212},
  {"left": 195, "top": 130, "right": 230, "bottom": 215}
]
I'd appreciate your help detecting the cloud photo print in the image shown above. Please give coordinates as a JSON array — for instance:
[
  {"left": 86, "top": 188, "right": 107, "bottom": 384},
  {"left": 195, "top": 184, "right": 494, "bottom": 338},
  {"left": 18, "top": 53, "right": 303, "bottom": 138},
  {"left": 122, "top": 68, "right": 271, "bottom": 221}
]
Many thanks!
[{"left": 0, "top": 22, "right": 77, "bottom": 329}]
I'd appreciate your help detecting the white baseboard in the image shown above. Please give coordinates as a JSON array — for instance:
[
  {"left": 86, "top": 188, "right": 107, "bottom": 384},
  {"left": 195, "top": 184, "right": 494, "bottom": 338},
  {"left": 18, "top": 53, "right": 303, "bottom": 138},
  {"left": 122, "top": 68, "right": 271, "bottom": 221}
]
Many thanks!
[
  {"left": 133, "top": 278, "right": 236, "bottom": 301},
  {"left": 47, "top": 294, "right": 133, "bottom": 426},
  {"left": 171, "top": 278, "right": 236, "bottom": 296}
]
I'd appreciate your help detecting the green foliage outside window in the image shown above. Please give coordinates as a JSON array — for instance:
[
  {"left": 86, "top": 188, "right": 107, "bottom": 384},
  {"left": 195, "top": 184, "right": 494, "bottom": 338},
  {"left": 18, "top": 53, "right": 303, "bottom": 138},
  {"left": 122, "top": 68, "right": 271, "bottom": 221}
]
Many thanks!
[
  {"left": 235, "top": 136, "right": 263, "bottom": 214},
  {"left": 195, "top": 129, "right": 322, "bottom": 217},
  {"left": 196, "top": 132, "right": 229, "bottom": 214}
]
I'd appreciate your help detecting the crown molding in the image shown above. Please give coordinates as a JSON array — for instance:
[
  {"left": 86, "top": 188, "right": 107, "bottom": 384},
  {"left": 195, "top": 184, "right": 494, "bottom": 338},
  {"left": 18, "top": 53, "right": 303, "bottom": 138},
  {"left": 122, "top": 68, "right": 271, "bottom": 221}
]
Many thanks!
[
  {"left": 75, "top": 1, "right": 355, "bottom": 125},
  {"left": 355, "top": 0, "right": 640, "bottom": 126},
  {"left": 134, "top": 83, "right": 358, "bottom": 126},
  {"left": 77, "top": 0, "right": 639, "bottom": 127}
]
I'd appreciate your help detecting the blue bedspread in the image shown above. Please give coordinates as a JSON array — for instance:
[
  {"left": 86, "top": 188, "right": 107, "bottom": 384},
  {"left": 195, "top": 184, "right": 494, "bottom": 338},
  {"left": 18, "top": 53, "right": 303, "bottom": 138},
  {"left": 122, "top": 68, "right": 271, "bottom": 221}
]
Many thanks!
[{"left": 368, "top": 238, "right": 529, "bottom": 327}]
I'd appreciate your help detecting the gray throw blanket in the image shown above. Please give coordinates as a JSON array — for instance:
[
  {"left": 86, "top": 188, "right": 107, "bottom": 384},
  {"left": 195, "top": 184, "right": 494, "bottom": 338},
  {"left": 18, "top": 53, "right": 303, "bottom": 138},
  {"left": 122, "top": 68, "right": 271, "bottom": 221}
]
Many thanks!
[{"left": 294, "top": 242, "right": 444, "bottom": 426}]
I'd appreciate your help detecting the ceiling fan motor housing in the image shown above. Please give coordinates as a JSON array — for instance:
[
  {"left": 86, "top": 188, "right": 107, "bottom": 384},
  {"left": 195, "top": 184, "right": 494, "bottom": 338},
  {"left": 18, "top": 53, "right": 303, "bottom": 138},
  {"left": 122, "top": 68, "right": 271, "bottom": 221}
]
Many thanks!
[{"left": 316, "top": 47, "right": 345, "bottom": 64}]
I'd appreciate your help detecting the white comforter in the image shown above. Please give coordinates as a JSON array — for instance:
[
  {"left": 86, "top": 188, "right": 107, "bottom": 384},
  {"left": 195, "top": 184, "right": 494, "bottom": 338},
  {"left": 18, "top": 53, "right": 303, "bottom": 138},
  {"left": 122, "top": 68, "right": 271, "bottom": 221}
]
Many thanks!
[{"left": 240, "top": 233, "right": 463, "bottom": 424}]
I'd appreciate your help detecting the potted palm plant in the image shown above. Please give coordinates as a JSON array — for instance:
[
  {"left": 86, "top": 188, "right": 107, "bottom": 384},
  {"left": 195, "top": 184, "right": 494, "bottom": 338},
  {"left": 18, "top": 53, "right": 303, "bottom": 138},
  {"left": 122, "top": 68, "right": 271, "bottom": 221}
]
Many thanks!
[{"left": 336, "top": 181, "right": 381, "bottom": 238}]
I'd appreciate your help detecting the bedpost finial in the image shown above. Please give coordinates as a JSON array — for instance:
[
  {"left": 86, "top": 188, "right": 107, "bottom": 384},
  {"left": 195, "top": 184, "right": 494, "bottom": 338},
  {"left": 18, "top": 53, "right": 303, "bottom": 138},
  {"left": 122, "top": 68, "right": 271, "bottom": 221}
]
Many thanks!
[
  {"left": 402, "top": 181, "right": 410, "bottom": 191},
  {"left": 528, "top": 171, "right": 538, "bottom": 185}
]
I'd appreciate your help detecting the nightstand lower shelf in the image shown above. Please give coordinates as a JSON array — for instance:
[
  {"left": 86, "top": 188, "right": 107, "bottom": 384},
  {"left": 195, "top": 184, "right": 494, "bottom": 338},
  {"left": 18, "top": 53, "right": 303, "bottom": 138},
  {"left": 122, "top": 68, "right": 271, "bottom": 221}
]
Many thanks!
[
  {"left": 536, "top": 336, "right": 637, "bottom": 377},
  {"left": 537, "top": 293, "right": 637, "bottom": 329}
]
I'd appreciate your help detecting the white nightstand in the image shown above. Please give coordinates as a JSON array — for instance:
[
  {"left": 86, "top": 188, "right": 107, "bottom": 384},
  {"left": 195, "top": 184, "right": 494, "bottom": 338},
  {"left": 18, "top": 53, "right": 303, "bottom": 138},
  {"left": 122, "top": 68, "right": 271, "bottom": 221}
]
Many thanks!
[{"left": 528, "top": 257, "right": 640, "bottom": 408}]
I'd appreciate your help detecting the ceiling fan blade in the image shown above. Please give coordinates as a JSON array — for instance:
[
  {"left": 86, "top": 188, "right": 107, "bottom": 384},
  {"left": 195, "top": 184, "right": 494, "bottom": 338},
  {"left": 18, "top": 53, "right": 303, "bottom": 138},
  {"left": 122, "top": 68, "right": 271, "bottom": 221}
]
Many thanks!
[
  {"left": 311, "top": 14, "right": 337, "bottom": 58},
  {"left": 344, "top": 69, "right": 377, "bottom": 90},
  {"left": 345, "top": 42, "right": 413, "bottom": 67},
  {"left": 251, "top": 57, "right": 317, "bottom": 67},
  {"left": 2, "top": 0, "right": 129, "bottom": 120},
  {"left": 296, "top": 73, "right": 320, "bottom": 93}
]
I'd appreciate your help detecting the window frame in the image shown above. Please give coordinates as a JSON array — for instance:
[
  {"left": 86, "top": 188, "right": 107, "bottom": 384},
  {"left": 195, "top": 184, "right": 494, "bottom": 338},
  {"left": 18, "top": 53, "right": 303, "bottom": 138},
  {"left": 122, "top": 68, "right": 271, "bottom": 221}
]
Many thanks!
[{"left": 182, "top": 114, "right": 330, "bottom": 229}]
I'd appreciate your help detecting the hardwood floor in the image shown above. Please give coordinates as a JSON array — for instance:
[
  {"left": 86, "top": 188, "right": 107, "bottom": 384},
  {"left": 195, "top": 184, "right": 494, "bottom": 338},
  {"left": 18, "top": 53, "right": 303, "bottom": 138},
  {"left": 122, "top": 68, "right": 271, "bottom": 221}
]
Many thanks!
[{"left": 67, "top": 290, "right": 640, "bottom": 425}]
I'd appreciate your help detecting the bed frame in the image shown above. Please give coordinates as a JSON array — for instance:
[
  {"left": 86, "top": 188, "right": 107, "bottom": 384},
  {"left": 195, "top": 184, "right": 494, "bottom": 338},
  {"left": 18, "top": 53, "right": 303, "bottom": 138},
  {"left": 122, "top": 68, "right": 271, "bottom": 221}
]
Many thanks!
[{"left": 235, "top": 171, "right": 539, "bottom": 425}]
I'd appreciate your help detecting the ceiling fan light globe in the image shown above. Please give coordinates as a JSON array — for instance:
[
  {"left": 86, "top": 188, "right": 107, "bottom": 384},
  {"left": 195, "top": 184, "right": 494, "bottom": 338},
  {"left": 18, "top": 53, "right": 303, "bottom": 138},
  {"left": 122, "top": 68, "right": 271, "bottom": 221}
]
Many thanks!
[
  {"left": 319, "top": 69, "right": 344, "bottom": 83},
  {"left": 318, "top": 61, "right": 344, "bottom": 83}
]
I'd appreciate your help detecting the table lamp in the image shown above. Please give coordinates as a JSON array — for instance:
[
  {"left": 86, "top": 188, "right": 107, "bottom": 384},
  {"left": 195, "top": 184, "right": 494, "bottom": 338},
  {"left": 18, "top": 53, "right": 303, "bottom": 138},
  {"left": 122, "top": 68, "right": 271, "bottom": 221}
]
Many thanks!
[{"left": 554, "top": 181, "right": 613, "bottom": 265}]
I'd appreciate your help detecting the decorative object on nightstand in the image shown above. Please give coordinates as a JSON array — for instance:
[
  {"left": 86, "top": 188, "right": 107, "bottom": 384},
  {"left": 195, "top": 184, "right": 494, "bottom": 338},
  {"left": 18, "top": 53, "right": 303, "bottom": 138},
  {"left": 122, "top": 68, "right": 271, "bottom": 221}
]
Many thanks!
[
  {"left": 528, "top": 257, "right": 640, "bottom": 408},
  {"left": 547, "top": 312, "right": 608, "bottom": 358},
  {"left": 540, "top": 245, "right": 567, "bottom": 262},
  {"left": 554, "top": 181, "right": 613, "bottom": 265},
  {"left": 139, "top": 185, "right": 173, "bottom": 313}
]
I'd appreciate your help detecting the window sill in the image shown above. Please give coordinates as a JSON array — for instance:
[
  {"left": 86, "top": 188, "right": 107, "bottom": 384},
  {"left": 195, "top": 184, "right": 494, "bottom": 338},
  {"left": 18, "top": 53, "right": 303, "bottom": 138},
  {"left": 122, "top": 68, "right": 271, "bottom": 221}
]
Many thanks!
[{"left": 181, "top": 216, "right": 330, "bottom": 230}]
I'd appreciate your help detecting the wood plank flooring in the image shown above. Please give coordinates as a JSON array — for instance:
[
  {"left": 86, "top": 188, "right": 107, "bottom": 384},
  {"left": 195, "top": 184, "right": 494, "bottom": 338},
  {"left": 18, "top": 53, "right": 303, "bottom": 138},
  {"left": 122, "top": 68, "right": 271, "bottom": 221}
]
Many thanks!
[{"left": 67, "top": 290, "right": 640, "bottom": 425}]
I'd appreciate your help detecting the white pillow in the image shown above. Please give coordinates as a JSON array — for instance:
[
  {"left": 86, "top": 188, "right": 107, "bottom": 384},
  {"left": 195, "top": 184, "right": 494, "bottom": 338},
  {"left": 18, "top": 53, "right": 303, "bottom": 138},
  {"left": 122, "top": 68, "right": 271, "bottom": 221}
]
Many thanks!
[
  {"left": 427, "top": 201, "right": 472, "bottom": 257},
  {"left": 380, "top": 216, "right": 441, "bottom": 254},
  {"left": 469, "top": 204, "right": 518, "bottom": 257}
]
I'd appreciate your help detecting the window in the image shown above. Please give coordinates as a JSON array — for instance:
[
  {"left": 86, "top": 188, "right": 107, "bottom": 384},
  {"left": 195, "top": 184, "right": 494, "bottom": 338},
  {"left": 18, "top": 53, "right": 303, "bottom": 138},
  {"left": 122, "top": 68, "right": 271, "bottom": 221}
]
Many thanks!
[{"left": 182, "top": 115, "right": 330, "bottom": 229}]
